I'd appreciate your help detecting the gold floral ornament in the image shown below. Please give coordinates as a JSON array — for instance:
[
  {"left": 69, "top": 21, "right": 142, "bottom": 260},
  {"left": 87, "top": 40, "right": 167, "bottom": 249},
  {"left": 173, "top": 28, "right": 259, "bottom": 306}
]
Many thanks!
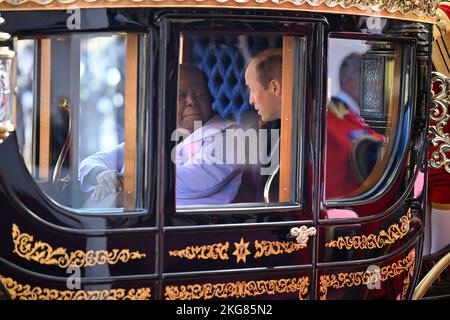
[
  {"left": 232, "top": 237, "right": 251, "bottom": 263},
  {"left": 319, "top": 250, "right": 416, "bottom": 300},
  {"left": 401, "top": 268, "right": 413, "bottom": 300},
  {"left": 164, "top": 276, "right": 309, "bottom": 300},
  {"left": 254, "top": 240, "right": 308, "bottom": 258},
  {"left": 168, "top": 242, "right": 229, "bottom": 260},
  {"left": 325, "top": 209, "right": 411, "bottom": 250},
  {"left": 429, "top": 72, "right": 450, "bottom": 174},
  {"left": 289, "top": 226, "right": 316, "bottom": 248},
  {"left": 0, "top": 275, "right": 151, "bottom": 300},
  {"left": 12, "top": 224, "right": 146, "bottom": 268}
]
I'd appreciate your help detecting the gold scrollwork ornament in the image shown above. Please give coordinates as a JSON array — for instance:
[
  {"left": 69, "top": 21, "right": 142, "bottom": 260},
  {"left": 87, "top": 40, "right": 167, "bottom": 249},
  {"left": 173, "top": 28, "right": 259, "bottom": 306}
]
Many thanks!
[
  {"left": 289, "top": 226, "right": 317, "bottom": 248},
  {"left": 319, "top": 250, "right": 416, "bottom": 300},
  {"left": 0, "top": 0, "right": 440, "bottom": 18},
  {"left": 12, "top": 224, "right": 146, "bottom": 268},
  {"left": 0, "top": 275, "right": 151, "bottom": 300},
  {"left": 254, "top": 240, "right": 307, "bottom": 258},
  {"left": 325, "top": 210, "right": 411, "bottom": 250},
  {"left": 429, "top": 72, "right": 450, "bottom": 173},
  {"left": 168, "top": 242, "right": 230, "bottom": 260},
  {"left": 164, "top": 277, "right": 309, "bottom": 300}
]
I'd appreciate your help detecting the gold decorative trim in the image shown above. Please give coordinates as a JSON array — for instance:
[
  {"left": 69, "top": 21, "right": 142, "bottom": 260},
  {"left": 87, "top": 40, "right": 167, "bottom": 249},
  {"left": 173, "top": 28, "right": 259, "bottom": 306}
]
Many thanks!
[
  {"left": 319, "top": 250, "right": 416, "bottom": 300},
  {"left": 232, "top": 237, "right": 251, "bottom": 263},
  {"left": 325, "top": 209, "right": 411, "bottom": 250},
  {"left": 254, "top": 240, "right": 307, "bottom": 258},
  {"left": 0, "top": 0, "right": 439, "bottom": 23},
  {"left": 401, "top": 268, "right": 413, "bottom": 300},
  {"left": 413, "top": 251, "right": 450, "bottom": 300},
  {"left": 429, "top": 72, "right": 450, "bottom": 173},
  {"left": 12, "top": 224, "right": 146, "bottom": 268},
  {"left": 168, "top": 242, "right": 230, "bottom": 260},
  {"left": 0, "top": 275, "right": 151, "bottom": 300},
  {"left": 169, "top": 238, "right": 309, "bottom": 263},
  {"left": 164, "top": 276, "right": 309, "bottom": 300}
]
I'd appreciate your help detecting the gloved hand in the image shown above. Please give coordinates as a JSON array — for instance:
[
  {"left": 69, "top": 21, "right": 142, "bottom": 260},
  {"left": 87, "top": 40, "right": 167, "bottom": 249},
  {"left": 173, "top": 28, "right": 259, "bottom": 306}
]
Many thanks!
[{"left": 91, "top": 169, "right": 123, "bottom": 201}]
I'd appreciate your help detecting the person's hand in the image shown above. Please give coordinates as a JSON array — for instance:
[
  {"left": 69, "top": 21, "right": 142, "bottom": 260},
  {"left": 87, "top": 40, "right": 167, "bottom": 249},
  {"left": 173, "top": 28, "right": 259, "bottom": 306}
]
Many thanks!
[{"left": 91, "top": 169, "right": 123, "bottom": 201}]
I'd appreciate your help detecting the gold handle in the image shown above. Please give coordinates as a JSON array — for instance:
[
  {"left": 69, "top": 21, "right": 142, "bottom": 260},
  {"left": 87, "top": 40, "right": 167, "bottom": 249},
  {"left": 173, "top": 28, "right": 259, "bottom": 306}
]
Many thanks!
[
  {"left": 412, "top": 251, "right": 450, "bottom": 300},
  {"left": 263, "top": 164, "right": 280, "bottom": 203},
  {"left": 289, "top": 226, "right": 317, "bottom": 248},
  {"left": 52, "top": 97, "right": 72, "bottom": 191},
  {"left": 428, "top": 72, "right": 450, "bottom": 173}
]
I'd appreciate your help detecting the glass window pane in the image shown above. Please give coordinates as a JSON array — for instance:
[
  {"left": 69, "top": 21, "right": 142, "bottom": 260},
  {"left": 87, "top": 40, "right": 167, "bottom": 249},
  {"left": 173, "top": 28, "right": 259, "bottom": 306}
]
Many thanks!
[
  {"left": 174, "top": 33, "right": 303, "bottom": 210},
  {"left": 325, "top": 38, "right": 402, "bottom": 200},
  {"left": 78, "top": 34, "right": 127, "bottom": 209},
  {"left": 15, "top": 33, "right": 143, "bottom": 213}
]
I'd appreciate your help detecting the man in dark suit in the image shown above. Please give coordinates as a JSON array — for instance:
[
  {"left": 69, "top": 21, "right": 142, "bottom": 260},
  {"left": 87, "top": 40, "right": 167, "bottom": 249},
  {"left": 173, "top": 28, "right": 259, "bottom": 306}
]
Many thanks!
[
  {"left": 243, "top": 48, "right": 282, "bottom": 202},
  {"left": 243, "top": 49, "right": 383, "bottom": 203}
]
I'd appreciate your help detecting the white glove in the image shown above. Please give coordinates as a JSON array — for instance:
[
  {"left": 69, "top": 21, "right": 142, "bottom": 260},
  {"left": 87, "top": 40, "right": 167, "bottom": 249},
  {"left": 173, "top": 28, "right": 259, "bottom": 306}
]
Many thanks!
[{"left": 91, "top": 169, "right": 123, "bottom": 201}]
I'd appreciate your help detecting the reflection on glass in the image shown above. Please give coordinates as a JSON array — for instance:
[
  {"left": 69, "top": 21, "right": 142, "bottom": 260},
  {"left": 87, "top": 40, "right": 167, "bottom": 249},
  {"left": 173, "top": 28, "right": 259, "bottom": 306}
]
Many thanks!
[
  {"left": 326, "top": 39, "right": 400, "bottom": 200},
  {"left": 15, "top": 33, "right": 140, "bottom": 212},
  {"left": 79, "top": 35, "right": 125, "bottom": 162},
  {"left": 78, "top": 34, "right": 126, "bottom": 209},
  {"left": 175, "top": 34, "right": 301, "bottom": 209},
  {"left": 15, "top": 40, "right": 34, "bottom": 172}
]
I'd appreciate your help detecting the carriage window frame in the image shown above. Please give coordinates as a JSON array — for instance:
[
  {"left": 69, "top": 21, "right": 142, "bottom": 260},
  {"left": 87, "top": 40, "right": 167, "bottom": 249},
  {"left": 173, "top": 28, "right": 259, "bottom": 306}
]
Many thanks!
[
  {"left": 324, "top": 33, "right": 417, "bottom": 207},
  {"left": 13, "top": 31, "right": 151, "bottom": 218},
  {"left": 168, "top": 23, "right": 310, "bottom": 215}
]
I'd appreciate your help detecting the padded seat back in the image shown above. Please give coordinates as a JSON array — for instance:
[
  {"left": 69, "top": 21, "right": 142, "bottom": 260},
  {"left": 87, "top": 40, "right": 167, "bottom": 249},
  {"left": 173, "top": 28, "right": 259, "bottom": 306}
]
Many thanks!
[{"left": 189, "top": 35, "right": 282, "bottom": 121}]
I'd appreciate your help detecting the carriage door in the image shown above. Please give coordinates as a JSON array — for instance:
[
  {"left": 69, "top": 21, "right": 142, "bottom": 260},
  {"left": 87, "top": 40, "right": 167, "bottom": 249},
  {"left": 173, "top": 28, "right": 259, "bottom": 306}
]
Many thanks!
[
  {"left": 159, "top": 16, "right": 325, "bottom": 300},
  {"left": 317, "top": 30, "right": 425, "bottom": 299}
]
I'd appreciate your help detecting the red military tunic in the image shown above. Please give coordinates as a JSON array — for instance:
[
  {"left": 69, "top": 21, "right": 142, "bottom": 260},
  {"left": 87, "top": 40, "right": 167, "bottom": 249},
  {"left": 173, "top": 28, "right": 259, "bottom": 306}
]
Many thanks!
[{"left": 326, "top": 98, "right": 383, "bottom": 199}]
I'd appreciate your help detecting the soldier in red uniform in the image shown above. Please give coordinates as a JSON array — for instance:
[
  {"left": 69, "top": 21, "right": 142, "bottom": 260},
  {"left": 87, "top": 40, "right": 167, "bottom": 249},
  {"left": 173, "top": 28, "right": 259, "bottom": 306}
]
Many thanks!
[
  {"left": 326, "top": 52, "right": 384, "bottom": 199},
  {"left": 326, "top": 97, "right": 383, "bottom": 199},
  {"left": 427, "top": 1, "right": 450, "bottom": 254}
]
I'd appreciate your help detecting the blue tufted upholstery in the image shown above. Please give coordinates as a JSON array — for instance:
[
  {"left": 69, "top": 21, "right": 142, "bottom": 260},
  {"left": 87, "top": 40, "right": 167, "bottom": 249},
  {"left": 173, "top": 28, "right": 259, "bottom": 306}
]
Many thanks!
[{"left": 190, "top": 36, "right": 282, "bottom": 121}]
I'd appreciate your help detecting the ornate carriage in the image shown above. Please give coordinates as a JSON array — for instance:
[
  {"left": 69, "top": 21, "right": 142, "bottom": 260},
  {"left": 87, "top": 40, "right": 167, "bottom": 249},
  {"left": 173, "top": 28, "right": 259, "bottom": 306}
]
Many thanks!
[{"left": 0, "top": 0, "right": 449, "bottom": 300}]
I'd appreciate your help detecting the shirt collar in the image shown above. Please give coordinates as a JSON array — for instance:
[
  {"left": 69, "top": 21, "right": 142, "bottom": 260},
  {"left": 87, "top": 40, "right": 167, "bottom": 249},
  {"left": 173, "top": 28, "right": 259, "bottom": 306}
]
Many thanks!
[{"left": 335, "top": 91, "right": 360, "bottom": 116}]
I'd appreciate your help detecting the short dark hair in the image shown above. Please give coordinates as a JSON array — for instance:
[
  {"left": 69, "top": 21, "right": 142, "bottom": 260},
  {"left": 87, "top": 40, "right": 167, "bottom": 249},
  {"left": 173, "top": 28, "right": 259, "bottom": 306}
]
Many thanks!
[
  {"left": 339, "top": 53, "right": 362, "bottom": 87},
  {"left": 252, "top": 48, "right": 283, "bottom": 89}
]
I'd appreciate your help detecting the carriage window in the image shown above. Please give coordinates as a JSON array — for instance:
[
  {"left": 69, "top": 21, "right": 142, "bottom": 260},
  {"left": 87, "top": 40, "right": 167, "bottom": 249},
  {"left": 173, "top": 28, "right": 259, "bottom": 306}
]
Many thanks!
[
  {"left": 174, "top": 34, "right": 304, "bottom": 210},
  {"left": 15, "top": 33, "right": 144, "bottom": 212},
  {"left": 325, "top": 38, "right": 403, "bottom": 200}
]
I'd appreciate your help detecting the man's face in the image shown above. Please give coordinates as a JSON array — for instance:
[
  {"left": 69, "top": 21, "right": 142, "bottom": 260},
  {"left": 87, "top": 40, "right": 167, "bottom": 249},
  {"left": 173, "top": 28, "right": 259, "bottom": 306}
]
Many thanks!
[
  {"left": 244, "top": 64, "right": 281, "bottom": 122},
  {"left": 177, "top": 69, "right": 212, "bottom": 133}
]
